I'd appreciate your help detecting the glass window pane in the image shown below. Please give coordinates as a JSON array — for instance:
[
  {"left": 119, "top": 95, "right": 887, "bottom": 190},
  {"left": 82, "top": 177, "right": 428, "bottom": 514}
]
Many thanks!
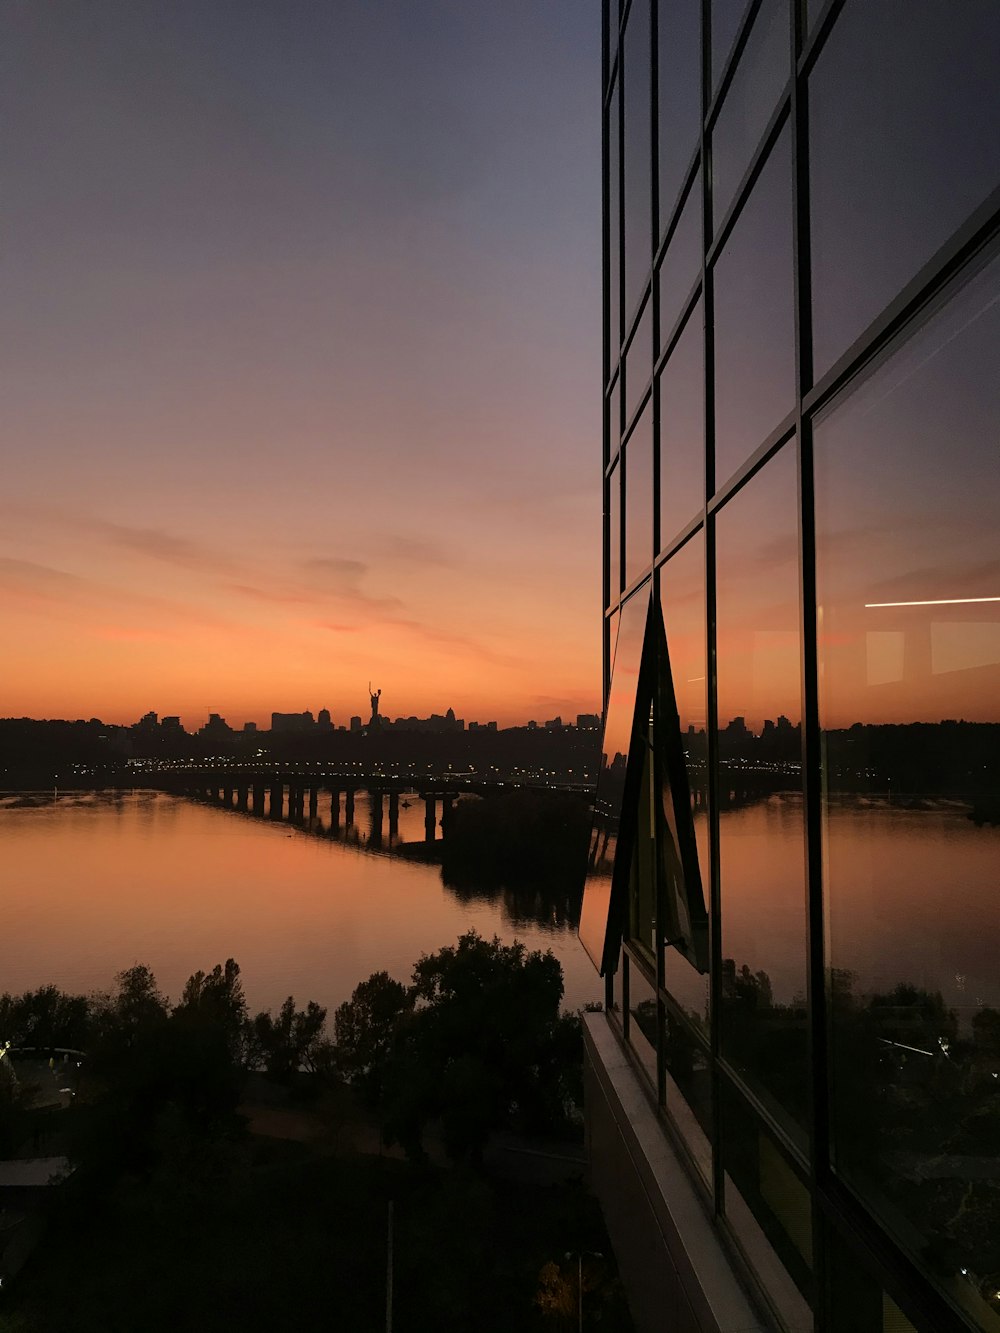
[
  {"left": 627, "top": 742, "right": 656, "bottom": 957},
  {"left": 625, "top": 297, "right": 652, "bottom": 427},
  {"left": 624, "top": 404, "right": 653, "bottom": 589},
  {"left": 608, "top": 460, "right": 621, "bottom": 607},
  {"left": 581, "top": 587, "right": 651, "bottom": 972},
  {"left": 711, "top": 0, "right": 788, "bottom": 229},
  {"left": 713, "top": 125, "right": 794, "bottom": 487},
  {"left": 664, "top": 1006, "right": 713, "bottom": 1181},
  {"left": 608, "top": 374, "right": 620, "bottom": 461},
  {"left": 723, "top": 1086, "right": 814, "bottom": 1324},
  {"left": 659, "top": 298, "right": 704, "bottom": 549},
  {"left": 815, "top": 251, "right": 1000, "bottom": 1332},
  {"left": 623, "top": 0, "right": 652, "bottom": 323},
  {"left": 715, "top": 444, "right": 807, "bottom": 1144},
  {"left": 826, "top": 1224, "right": 921, "bottom": 1333},
  {"left": 658, "top": 170, "right": 702, "bottom": 349},
  {"left": 809, "top": 0, "right": 1000, "bottom": 380},
  {"left": 608, "top": 81, "right": 621, "bottom": 368},
  {"left": 710, "top": 0, "right": 749, "bottom": 93},
  {"left": 657, "top": 0, "right": 701, "bottom": 231},
  {"left": 659, "top": 533, "right": 710, "bottom": 1031},
  {"left": 626, "top": 953, "right": 658, "bottom": 1086},
  {"left": 605, "top": 609, "right": 620, "bottom": 709},
  {"left": 606, "top": 0, "right": 619, "bottom": 69}
]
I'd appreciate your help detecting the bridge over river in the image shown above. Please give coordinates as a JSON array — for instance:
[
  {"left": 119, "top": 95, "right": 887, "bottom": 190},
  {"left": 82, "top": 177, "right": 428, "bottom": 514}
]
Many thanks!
[{"left": 153, "top": 766, "right": 593, "bottom": 845}]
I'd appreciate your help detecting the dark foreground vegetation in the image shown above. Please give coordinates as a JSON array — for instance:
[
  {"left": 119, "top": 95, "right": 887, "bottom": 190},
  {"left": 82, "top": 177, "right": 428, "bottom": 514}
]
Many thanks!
[
  {"left": 2, "top": 1153, "right": 630, "bottom": 1333},
  {"left": 0, "top": 936, "right": 630, "bottom": 1331}
]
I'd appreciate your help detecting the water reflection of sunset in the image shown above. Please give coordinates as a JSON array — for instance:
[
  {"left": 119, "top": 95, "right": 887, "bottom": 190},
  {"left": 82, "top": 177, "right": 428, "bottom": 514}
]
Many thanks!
[{"left": 0, "top": 794, "right": 601, "bottom": 1017}]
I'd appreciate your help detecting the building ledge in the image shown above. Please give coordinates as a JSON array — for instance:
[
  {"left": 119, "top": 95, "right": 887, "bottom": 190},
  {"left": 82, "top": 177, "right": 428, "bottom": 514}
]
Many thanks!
[{"left": 583, "top": 1012, "right": 769, "bottom": 1333}]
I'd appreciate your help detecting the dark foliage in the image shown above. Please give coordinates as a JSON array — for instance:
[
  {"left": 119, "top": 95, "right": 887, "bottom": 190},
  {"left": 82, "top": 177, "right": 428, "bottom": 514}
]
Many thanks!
[{"left": 336, "top": 932, "right": 584, "bottom": 1163}]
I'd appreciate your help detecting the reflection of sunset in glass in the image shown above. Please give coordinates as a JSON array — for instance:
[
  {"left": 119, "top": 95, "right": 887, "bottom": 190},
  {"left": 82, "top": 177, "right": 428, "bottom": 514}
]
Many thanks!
[{"left": 817, "top": 251, "right": 1000, "bottom": 730}]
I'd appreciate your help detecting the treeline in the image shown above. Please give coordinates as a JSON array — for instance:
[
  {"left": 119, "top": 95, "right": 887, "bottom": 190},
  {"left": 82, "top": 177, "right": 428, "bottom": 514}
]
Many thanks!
[
  {"left": 333, "top": 933, "right": 584, "bottom": 1162},
  {"left": 0, "top": 962, "right": 329, "bottom": 1168},
  {"left": 0, "top": 933, "right": 584, "bottom": 1171}
]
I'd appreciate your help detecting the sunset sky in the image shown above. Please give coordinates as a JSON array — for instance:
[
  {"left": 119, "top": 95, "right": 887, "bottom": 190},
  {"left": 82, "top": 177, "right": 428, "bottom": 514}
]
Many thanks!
[{"left": 1, "top": 0, "right": 601, "bottom": 729}]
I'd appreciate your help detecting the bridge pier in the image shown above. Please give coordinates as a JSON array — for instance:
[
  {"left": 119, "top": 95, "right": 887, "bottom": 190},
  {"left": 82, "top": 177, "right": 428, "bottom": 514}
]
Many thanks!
[
  {"left": 388, "top": 790, "right": 399, "bottom": 837},
  {"left": 308, "top": 787, "right": 318, "bottom": 821},
  {"left": 269, "top": 784, "right": 283, "bottom": 819},
  {"left": 441, "top": 794, "right": 454, "bottom": 836},
  {"left": 236, "top": 787, "right": 248, "bottom": 811},
  {"left": 289, "top": 786, "right": 304, "bottom": 822},
  {"left": 345, "top": 788, "right": 355, "bottom": 826},
  {"left": 252, "top": 785, "right": 265, "bottom": 815},
  {"left": 370, "top": 788, "right": 384, "bottom": 846},
  {"left": 329, "top": 789, "right": 340, "bottom": 831},
  {"left": 424, "top": 794, "right": 436, "bottom": 842}
]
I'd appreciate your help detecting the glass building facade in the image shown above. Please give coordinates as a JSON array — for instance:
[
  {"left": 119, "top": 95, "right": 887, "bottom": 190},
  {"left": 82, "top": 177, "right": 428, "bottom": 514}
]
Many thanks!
[{"left": 583, "top": 2, "right": 1000, "bottom": 1331}]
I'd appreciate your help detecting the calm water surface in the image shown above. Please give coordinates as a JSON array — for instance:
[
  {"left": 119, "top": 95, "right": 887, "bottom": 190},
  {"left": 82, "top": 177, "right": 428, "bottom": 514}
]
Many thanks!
[
  {"left": 0, "top": 790, "right": 602, "bottom": 1016},
  {"left": 4, "top": 791, "right": 996, "bottom": 1026}
]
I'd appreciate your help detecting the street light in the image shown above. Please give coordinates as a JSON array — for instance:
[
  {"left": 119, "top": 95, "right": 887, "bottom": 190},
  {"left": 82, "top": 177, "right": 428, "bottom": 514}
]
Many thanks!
[{"left": 564, "top": 1250, "right": 603, "bottom": 1333}]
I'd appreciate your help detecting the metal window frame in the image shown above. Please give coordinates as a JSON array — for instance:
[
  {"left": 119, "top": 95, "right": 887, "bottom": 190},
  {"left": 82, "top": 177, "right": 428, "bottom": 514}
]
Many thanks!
[{"left": 600, "top": 0, "right": 1000, "bottom": 1328}]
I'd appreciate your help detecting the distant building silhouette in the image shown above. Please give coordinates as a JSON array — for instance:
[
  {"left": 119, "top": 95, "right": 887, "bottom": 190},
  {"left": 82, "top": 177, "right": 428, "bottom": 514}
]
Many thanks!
[{"left": 271, "top": 711, "right": 315, "bottom": 734}]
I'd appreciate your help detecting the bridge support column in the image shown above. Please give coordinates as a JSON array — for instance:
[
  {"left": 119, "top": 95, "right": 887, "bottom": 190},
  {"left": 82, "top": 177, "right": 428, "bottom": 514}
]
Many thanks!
[
  {"left": 308, "top": 787, "right": 318, "bottom": 821},
  {"left": 441, "top": 794, "right": 455, "bottom": 837},
  {"left": 290, "top": 786, "right": 304, "bottom": 822},
  {"left": 345, "top": 788, "right": 355, "bottom": 826},
  {"left": 329, "top": 790, "right": 340, "bottom": 831},
  {"left": 252, "top": 785, "right": 265, "bottom": 815},
  {"left": 424, "top": 795, "right": 436, "bottom": 842},
  {"left": 370, "top": 789, "right": 384, "bottom": 845},
  {"left": 388, "top": 790, "right": 399, "bottom": 837},
  {"left": 236, "top": 787, "right": 248, "bottom": 811},
  {"left": 270, "top": 784, "right": 283, "bottom": 819}
]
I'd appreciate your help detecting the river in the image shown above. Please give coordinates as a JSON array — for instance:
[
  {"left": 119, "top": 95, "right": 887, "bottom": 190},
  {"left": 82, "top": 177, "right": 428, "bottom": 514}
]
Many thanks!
[
  {"left": 2, "top": 789, "right": 997, "bottom": 1026},
  {"left": 0, "top": 789, "right": 602, "bottom": 1017}
]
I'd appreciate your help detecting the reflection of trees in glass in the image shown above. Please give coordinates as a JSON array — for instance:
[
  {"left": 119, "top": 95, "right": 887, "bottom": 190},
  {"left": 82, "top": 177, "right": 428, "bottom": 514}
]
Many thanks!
[
  {"left": 662, "top": 1008, "right": 713, "bottom": 1141},
  {"left": 721, "top": 960, "right": 808, "bottom": 1130},
  {"left": 631, "top": 997, "right": 658, "bottom": 1050},
  {"left": 831, "top": 973, "right": 1000, "bottom": 1325}
]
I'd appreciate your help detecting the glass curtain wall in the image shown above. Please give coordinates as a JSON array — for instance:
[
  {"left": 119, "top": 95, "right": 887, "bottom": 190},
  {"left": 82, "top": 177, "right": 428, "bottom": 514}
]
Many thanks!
[{"left": 600, "top": 2, "right": 1000, "bottom": 1330}]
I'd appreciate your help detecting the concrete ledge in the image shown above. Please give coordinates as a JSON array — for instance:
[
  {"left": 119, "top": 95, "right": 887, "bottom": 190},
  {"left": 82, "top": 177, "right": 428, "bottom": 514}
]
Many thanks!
[{"left": 583, "top": 1012, "right": 768, "bottom": 1333}]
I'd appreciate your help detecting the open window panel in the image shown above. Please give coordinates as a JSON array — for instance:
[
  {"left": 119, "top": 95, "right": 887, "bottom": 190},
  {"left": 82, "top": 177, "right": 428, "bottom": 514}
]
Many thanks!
[
  {"left": 580, "top": 587, "right": 710, "bottom": 977},
  {"left": 580, "top": 588, "right": 653, "bottom": 975},
  {"left": 654, "top": 608, "right": 709, "bottom": 975}
]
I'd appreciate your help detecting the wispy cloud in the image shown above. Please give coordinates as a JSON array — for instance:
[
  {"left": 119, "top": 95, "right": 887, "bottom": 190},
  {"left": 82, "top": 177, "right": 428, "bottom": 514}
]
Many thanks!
[
  {"left": 95, "top": 521, "right": 239, "bottom": 575},
  {"left": 0, "top": 556, "right": 83, "bottom": 587},
  {"left": 300, "top": 556, "right": 369, "bottom": 583},
  {"left": 316, "top": 612, "right": 514, "bottom": 667},
  {"left": 227, "top": 583, "right": 317, "bottom": 607},
  {"left": 383, "top": 536, "right": 456, "bottom": 567}
]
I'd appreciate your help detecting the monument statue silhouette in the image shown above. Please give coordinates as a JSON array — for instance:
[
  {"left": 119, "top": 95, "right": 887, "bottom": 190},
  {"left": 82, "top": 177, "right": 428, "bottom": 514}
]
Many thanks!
[{"left": 368, "top": 683, "right": 381, "bottom": 729}]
